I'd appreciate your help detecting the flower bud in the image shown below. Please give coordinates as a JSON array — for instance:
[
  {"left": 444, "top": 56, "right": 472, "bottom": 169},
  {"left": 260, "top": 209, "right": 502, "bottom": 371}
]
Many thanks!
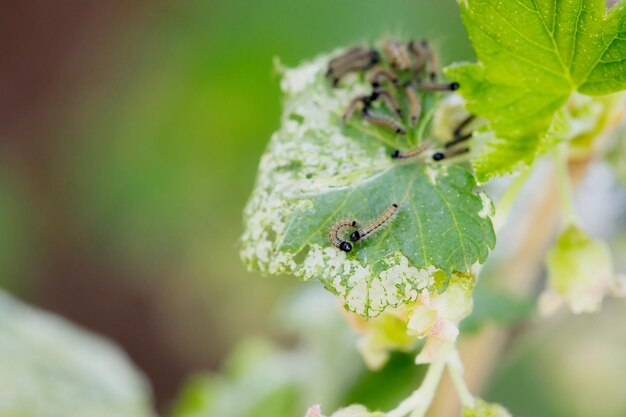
[{"left": 540, "top": 225, "right": 614, "bottom": 315}]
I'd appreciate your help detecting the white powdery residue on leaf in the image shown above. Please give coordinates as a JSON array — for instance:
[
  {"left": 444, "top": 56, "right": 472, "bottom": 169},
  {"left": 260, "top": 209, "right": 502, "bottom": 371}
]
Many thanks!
[
  {"left": 346, "top": 279, "right": 369, "bottom": 316},
  {"left": 268, "top": 251, "right": 296, "bottom": 274},
  {"left": 279, "top": 58, "right": 325, "bottom": 95},
  {"left": 478, "top": 191, "right": 494, "bottom": 218},
  {"left": 368, "top": 278, "right": 387, "bottom": 313},
  {"left": 242, "top": 51, "right": 492, "bottom": 317},
  {"left": 299, "top": 244, "right": 328, "bottom": 281}
]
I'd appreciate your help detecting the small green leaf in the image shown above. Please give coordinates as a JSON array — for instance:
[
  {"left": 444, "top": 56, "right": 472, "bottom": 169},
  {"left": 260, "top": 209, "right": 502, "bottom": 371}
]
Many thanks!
[
  {"left": 448, "top": 0, "right": 626, "bottom": 181},
  {"left": 241, "top": 52, "right": 495, "bottom": 317},
  {"left": 463, "top": 399, "right": 512, "bottom": 417},
  {"left": 0, "top": 290, "right": 153, "bottom": 417}
]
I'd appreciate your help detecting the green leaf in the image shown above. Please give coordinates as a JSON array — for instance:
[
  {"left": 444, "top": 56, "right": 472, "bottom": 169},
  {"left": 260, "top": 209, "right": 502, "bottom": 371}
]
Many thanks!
[
  {"left": 0, "top": 290, "right": 153, "bottom": 417},
  {"left": 241, "top": 53, "right": 495, "bottom": 317},
  {"left": 463, "top": 399, "right": 512, "bottom": 417},
  {"left": 448, "top": 0, "right": 626, "bottom": 181}
]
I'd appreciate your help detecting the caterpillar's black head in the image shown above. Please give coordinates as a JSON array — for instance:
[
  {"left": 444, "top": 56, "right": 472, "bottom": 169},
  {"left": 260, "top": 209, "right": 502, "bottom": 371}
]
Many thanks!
[{"left": 339, "top": 241, "right": 353, "bottom": 252}]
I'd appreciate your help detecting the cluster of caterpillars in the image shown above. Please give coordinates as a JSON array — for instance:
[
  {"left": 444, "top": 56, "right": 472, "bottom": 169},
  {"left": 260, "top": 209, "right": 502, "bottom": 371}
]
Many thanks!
[
  {"left": 326, "top": 39, "right": 475, "bottom": 163},
  {"left": 326, "top": 40, "right": 477, "bottom": 252}
]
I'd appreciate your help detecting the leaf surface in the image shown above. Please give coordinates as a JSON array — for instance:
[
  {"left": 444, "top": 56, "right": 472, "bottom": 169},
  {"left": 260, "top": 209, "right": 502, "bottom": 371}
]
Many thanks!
[
  {"left": 241, "top": 54, "right": 495, "bottom": 316},
  {"left": 448, "top": 0, "right": 626, "bottom": 181}
]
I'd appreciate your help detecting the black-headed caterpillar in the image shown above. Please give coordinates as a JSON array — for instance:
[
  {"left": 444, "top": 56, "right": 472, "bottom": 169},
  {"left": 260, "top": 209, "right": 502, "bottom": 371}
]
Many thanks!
[
  {"left": 328, "top": 219, "right": 359, "bottom": 252},
  {"left": 408, "top": 40, "right": 426, "bottom": 74},
  {"left": 373, "top": 87, "right": 403, "bottom": 118},
  {"left": 453, "top": 114, "right": 476, "bottom": 138},
  {"left": 432, "top": 146, "right": 470, "bottom": 161},
  {"left": 327, "top": 46, "right": 369, "bottom": 72},
  {"left": 343, "top": 95, "right": 372, "bottom": 124},
  {"left": 383, "top": 40, "right": 411, "bottom": 71},
  {"left": 418, "top": 81, "right": 460, "bottom": 92},
  {"left": 369, "top": 68, "right": 399, "bottom": 88},
  {"left": 404, "top": 81, "right": 421, "bottom": 127},
  {"left": 444, "top": 132, "right": 472, "bottom": 149},
  {"left": 327, "top": 49, "right": 380, "bottom": 87},
  {"left": 390, "top": 142, "right": 432, "bottom": 159},
  {"left": 420, "top": 40, "right": 438, "bottom": 81},
  {"left": 350, "top": 204, "right": 399, "bottom": 242},
  {"left": 362, "top": 108, "right": 406, "bottom": 135}
]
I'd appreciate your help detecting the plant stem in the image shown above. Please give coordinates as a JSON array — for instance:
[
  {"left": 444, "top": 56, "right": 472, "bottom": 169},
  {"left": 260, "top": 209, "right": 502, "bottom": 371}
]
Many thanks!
[
  {"left": 387, "top": 345, "right": 451, "bottom": 417},
  {"left": 427, "top": 157, "right": 593, "bottom": 417},
  {"left": 447, "top": 348, "right": 475, "bottom": 408},
  {"left": 492, "top": 167, "right": 531, "bottom": 233},
  {"left": 554, "top": 145, "right": 578, "bottom": 225}
]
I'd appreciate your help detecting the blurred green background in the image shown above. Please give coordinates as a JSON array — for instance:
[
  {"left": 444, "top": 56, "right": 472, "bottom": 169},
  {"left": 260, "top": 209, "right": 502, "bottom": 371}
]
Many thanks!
[{"left": 1, "top": 1, "right": 625, "bottom": 416}]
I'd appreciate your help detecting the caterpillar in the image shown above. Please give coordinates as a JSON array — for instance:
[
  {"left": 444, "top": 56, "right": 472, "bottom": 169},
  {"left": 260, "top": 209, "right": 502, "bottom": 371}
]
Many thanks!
[
  {"left": 418, "top": 81, "right": 460, "bottom": 92},
  {"left": 343, "top": 95, "right": 372, "bottom": 123},
  {"left": 328, "top": 219, "right": 359, "bottom": 252},
  {"left": 383, "top": 40, "right": 411, "bottom": 71},
  {"left": 362, "top": 108, "right": 406, "bottom": 135},
  {"left": 453, "top": 114, "right": 476, "bottom": 138},
  {"left": 444, "top": 132, "right": 472, "bottom": 149},
  {"left": 390, "top": 142, "right": 432, "bottom": 159},
  {"left": 350, "top": 204, "right": 399, "bottom": 242},
  {"left": 404, "top": 81, "right": 421, "bottom": 127},
  {"left": 327, "top": 49, "right": 380, "bottom": 87},
  {"left": 369, "top": 68, "right": 399, "bottom": 88},
  {"left": 420, "top": 40, "right": 438, "bottom": 81},
  {"left": 373, "top": 87, "right": 403, "bottom": 118},
  {"left": 327, "top": 46, "right": 369, "bottom": 72},
  {"left": 408, "top": 40, "right": 427, "bottom": 74},
  {"left": 432, "top": 146, "right": 470, "bottom": 161}
]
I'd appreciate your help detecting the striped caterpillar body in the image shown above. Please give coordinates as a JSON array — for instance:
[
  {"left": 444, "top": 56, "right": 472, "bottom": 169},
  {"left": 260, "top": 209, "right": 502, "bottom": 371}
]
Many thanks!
[
  {"left": 369, "top": 68, "right": 399, "bottom": 88},
  {"left": 408, "top": 40, "right": 427, "bottom": 74},
  {"left": 383, "top": 40, "right": 411, "bottom": 70},
  {"left": 420, "top": 40, "right": 438, "bottom": 81},
  {"left": 404, "top": 81, "right": 421, "bottom": 127},
  {"left": 453, "top": 114, "right": 476, "bottom": 138},
  {"left": 328, "top": 220, "right": 359, "bottom": 252},
  {"left": 432, "top": 146, "right": 470, "bottom": 161},
  {"left": 362, "top": 108, "right": 406, "bottom": 135},
  {"left": 343, "top": 94, "right": 372, "bottom": 124},
  {"left": 390, "top": 142, "right": 432, "bottom": 159},
  {"left": 444, "top": 132, "right": 472, "bottom": 149},
  {"left": 350, "top": 204, "right": 399, "bottom": 242},
  {"left": 418, "top": 81, "right": 460, "bottom": 92},
  {"left": 327, "top": 46, "right": 369, "bottom": 70},
  {"left": 327, "top": 48, "right": 379, "bottom": 87},
  {"left": 373, "top": 87, "right": 403, "bottom": 118}
]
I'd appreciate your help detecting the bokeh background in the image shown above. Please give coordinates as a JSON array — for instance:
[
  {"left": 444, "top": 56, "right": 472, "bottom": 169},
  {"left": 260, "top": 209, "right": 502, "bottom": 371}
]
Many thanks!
[{"left": 1, "top": 1, "right": 625, "bottom": 416}]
